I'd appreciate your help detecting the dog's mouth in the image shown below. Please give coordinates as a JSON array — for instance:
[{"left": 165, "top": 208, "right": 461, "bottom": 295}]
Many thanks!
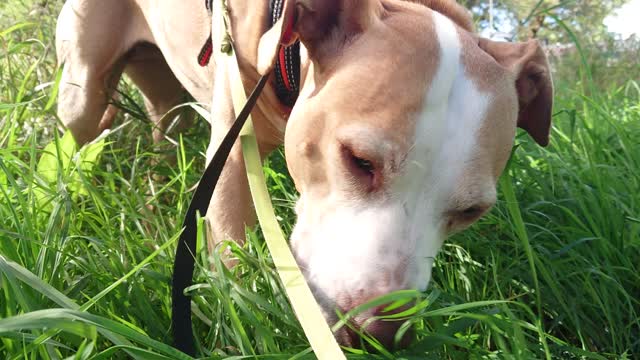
[
  {"left": 330, "top": 302, "right": 415, "bottom": 351},
  {"left": 333, "top": 316, "right": 414, "bottom": 351}
]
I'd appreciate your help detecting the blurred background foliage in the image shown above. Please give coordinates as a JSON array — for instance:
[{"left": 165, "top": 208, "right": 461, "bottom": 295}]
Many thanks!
[{"left": 461, "top": 0, "right": 639, "bottom": 90}]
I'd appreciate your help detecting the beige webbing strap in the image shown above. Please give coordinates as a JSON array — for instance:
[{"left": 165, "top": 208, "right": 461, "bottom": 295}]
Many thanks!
[{"left": 221, "top": 9, "right": 346, "bottom": 360}]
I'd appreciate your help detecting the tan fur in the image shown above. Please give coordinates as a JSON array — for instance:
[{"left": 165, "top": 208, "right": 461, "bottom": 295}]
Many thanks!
[{"left": 406, "top": 0, "right": 474, "bottom": 31}]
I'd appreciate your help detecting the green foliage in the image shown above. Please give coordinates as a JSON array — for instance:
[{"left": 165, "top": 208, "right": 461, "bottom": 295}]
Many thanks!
[
  {"left": 464, "top": 0, "right": 627, "bottom": 42},
  {"left": 1, "top": 0, "right": 639, "bottom": 359},
  {"left": 34, "top": 131, "right": 107, "bottom": 209},
  {"left": 464, "top": 0, "right": 639, "bottom": 90}
]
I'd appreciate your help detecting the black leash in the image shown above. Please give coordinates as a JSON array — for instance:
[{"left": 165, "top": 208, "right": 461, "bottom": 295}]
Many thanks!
[{"left": 171, "top": 74, "right": 269, "bottom": 356}]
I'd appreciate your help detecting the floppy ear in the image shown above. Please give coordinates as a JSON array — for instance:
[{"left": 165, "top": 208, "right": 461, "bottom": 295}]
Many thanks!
[
  {"left": 478, "top": 38, "right": 553, "bottom": 146},
  {"left": 257, "top": 0, "right": 382, "bottom": 75}
]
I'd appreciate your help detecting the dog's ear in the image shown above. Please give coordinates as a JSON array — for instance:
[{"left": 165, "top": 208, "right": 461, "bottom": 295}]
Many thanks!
[
  {"left": 258, "top": 0, "right": 382, "bottom": 74},
  {"left": 478, "top": 38, "right": 553, "bottom": 146},
  {"left": 257, "top": 0, "right": 298, "bottom": 75}
]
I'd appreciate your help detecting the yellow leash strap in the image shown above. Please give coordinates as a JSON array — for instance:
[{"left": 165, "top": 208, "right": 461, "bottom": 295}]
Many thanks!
[{"left": 223, "top": 30, "right": 346, "bottom": 360}]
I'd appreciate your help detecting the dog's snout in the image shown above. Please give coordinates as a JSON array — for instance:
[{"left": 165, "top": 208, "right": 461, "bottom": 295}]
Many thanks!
[
  {"left": 341, "top": 316, "right": 414, "bottom": 350},
  {"left": 335, "top": 293, "right": 414, "bottom": 350}
]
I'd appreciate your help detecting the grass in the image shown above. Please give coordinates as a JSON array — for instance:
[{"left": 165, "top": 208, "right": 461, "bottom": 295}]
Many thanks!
[{"left": 1, "top": 1, "right": 639, "bottom": 359}]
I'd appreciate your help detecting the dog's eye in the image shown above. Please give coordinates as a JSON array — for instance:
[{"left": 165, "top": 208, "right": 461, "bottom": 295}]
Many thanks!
[
  {"left": 340, "top": 145, "right": 379, "bottom": 192},
  {"left": 460, "top": 206, "right": 483, "bottom": 219},
  {"left": 352, "top": 156, "right": 374, "bottom": 174},
  {"left": 446, "top": 203, "right": 492, "bottom": 233},
  {"left": 457, "top": 205, "right": 491, "bottom": 222},
  {"left": 348, "top": 154, "right": 376, "bottom": 187}
]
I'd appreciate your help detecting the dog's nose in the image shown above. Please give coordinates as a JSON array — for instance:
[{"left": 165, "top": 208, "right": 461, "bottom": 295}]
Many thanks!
[{"left": 335, "top": 299, "right": 414, "bottom": 350}]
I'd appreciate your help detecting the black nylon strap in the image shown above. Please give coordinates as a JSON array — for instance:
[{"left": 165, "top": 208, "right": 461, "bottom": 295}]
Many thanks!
[{"left": 171, "top": 74, "right": 270, "bottom": 356}]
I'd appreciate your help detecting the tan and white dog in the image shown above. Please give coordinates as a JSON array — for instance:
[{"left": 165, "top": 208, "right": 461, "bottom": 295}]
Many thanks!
[{"left": 56, "top": 0, "right": 552, "bottom": 349}]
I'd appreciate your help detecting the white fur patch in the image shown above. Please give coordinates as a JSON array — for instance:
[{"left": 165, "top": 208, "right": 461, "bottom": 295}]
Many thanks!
[
  {"left": 291, "top": 197, "right": 411, "bottom": 315},
  {"left": 399, "top": 12, "right": 490, "bottom": 291}
]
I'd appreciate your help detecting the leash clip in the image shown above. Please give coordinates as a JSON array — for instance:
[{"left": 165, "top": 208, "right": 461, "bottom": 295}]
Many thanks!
[{"left": 219, "top": 0, "right": 234, "bottom": 54}]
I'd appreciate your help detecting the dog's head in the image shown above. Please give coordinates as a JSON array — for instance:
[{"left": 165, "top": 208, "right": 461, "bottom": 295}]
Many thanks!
[{"left": 259, "top": 0, "right": 552, "bottom": 349}]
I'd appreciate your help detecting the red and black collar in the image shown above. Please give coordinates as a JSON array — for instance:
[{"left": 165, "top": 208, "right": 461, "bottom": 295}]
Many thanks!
[
  {"left": 269, "top": 0, "right": 301, "bottom": 108},
  {"left": 197, "top": 0, "right": 215, "bottom": 66},
  {"left": 198, "top": 0, "right": 301, "bottom": 108}
]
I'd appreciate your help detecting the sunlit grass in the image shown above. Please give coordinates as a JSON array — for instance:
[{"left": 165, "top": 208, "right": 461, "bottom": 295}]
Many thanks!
[{"left": 1, "top": 1, "right": 638, "bottom": 359}]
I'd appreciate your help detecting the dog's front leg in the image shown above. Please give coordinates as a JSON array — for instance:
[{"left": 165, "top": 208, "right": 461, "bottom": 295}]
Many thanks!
[{"left": 205, "top": 144, "right": 254, "bottom": 257}]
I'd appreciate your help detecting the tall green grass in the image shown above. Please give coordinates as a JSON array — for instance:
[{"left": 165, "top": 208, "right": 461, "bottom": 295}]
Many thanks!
[{"left": 1, "top": 1, "right": 638, "bottom": 359}]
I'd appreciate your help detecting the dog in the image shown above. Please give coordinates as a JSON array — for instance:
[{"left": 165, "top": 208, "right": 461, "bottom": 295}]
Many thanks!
[{"left": 56, "top": 0, "right": 552, "bottom": 349}]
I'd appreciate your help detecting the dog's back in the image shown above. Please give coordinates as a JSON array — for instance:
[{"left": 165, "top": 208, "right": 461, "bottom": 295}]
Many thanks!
[{"left": 55, "top": 0, "right": 212, "bottom": 145}]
